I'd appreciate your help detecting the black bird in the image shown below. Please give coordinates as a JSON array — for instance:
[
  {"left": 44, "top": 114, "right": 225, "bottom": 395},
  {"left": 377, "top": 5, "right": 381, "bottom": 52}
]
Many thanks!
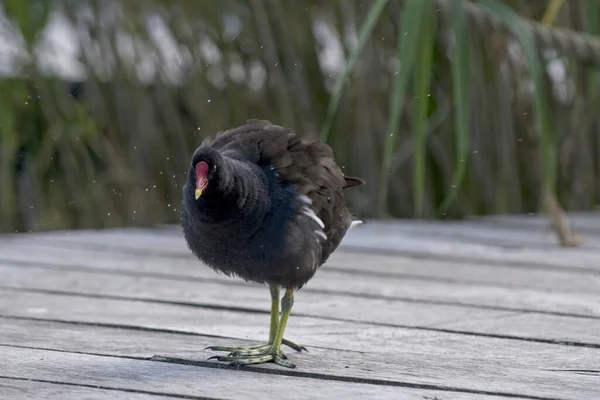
[{"left": 181, "top": 119, "right": 364, "bottom": 368}]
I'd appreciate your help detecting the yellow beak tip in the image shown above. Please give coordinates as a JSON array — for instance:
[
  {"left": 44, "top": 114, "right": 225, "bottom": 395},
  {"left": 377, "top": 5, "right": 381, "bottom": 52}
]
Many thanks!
[{"left": 194, "top": 189, "right": 202, "bottom": 200}]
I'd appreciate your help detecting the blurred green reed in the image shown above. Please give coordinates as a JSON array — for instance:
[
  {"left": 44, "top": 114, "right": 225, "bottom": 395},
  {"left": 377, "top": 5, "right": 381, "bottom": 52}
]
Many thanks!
[{"left": 0, "top": 0, "right": 599, "bottom": 235}]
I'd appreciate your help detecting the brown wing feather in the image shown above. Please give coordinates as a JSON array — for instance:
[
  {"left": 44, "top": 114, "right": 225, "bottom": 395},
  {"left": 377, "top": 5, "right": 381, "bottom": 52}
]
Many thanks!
[{"left": 204, "top": 119, "right": 363, "bottom": 254}]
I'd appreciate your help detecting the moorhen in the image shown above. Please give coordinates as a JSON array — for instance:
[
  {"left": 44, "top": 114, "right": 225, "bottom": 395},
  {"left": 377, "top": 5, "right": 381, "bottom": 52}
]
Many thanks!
[{"left": 181, "top": 119, "right": 364, "bottom": 368}]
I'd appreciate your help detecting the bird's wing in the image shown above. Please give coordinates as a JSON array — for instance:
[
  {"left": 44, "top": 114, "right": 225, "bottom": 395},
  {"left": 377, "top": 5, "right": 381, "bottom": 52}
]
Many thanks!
[{"left": 203, "top": 119, "right": 363, "bottom": 244}]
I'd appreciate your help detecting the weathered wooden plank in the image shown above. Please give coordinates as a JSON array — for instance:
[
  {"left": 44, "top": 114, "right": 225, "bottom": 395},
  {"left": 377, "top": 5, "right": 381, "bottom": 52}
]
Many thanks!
[
  {"left": 340, "top": 233, "right": 600, "bottom": 271},
  {"left": 2, "top": 261, "right": 599, "bottom": 326},
  {"left": 15, "top": 218, "right": 600, "bottom": 250},
  {"left": 4, "top": 229, "right": 189, "bottom": 257},
  {"left": 474, "top": 212, "right": 600, "bottom": 234},
  {"left": 2, "top": 240, "right": 600, "bottom": 297},
  {"left": 2, "top": 220, "right": 598, "bottom": 400},
  {"left": 0, "top": 289, "right": 423, "bottom": 344},
  {"left": 7, "top": 225, "right": 600, "bottom": 272},
  {"left": 328, "top": 252, "right": 600, "bottom": 293},
  {"left": 1, "top": 281, "right": 598, "bottom": 350},
  {"left": 0, "top": 378, "right": 177, "bottom": 400},
  {"left": 356, "top": 220, "right": 600, "bottom": 249},
  {"left": 1, "top": 317, "right": 597, "bottom": 400},
  {"left": 2, "top": 346, "right": 480, "bottom": 400}
]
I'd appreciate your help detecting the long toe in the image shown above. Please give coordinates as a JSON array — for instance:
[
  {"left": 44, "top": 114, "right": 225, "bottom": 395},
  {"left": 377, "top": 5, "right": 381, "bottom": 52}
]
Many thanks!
[
  {"left": 282, "top": 338, "right": 307, "bottom": 352},
  {"left": 228, "top": 345, "right": 273, "bottom": 357},
  {"left": 208, "top": 354, "right": 272, "bottom": 365},
  {"left": 205, "top": 341, "right": 299, "bottom": 357},
  {"left": 204, "top": 343, "right": 267, "bottom": 352},
  {"left": 274, "top": 354, "right": 296, "bottom": 368},
  {"left": 205, "top": 343, "right": 276, "bottom": 357}
]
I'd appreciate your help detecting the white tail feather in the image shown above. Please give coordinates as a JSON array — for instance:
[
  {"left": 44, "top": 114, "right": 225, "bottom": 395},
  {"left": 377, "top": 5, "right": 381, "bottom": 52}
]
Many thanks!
[{"left": 349, "top": 220, "right": 363, "bottom": 230}]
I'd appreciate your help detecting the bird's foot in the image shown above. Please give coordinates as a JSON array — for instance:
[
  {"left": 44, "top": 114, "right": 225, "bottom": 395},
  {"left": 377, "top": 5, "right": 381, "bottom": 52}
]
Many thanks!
[
  {"left": 205, "top": 339, "right": 304, "bottom": 369},
  {"left": 205, "top": 338, "right": 306, "bottom": 356},
  {"left": 207, "top": 343, "right": 296, "bottom": 368}
]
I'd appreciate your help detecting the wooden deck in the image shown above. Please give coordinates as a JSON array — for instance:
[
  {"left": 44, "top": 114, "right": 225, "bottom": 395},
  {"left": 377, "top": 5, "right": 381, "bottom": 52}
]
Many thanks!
[{"left": 1, "top": 213, "right": 599, "bottom": 400}]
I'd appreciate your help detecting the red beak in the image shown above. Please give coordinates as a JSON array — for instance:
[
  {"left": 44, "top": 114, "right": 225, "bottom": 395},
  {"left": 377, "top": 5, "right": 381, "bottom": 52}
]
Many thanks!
[{"left": 195, "top": 161, "right": 209, "bottom": 199}]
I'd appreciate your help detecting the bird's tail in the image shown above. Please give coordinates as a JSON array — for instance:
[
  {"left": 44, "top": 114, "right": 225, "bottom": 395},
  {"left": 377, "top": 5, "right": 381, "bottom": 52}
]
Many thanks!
[
  {"left": 349, "top": 217, "right": 363, "bottom": 230},
  {"left": 343, "top": 176, "right": 365, "bottom": 189}
]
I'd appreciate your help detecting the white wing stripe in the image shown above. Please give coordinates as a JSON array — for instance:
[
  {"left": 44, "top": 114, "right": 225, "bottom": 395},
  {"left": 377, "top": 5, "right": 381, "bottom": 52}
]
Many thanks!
[
  {"left": 314, "top": 230, "right": 327, "bottom": 240},
  {"left": 297, "top": 195, "right": 312, "bottom": 205},
  {"left": 301, "top": 206, "right": 325, "bottom": 229}
]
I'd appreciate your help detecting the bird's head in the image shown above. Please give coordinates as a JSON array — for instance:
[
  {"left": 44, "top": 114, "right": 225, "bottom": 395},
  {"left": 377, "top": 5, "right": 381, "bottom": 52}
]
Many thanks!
[{"left": 189, "top": 147, "right": 221, "bottom": 200}]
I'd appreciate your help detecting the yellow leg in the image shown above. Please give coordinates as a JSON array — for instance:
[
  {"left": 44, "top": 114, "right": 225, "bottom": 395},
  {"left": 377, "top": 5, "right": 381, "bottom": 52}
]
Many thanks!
[{"left": 205, "top": 287, "right": 303, "bottom": 367}]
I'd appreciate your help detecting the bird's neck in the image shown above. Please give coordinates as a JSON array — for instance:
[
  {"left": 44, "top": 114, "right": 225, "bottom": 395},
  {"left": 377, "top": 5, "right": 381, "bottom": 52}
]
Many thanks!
[{"left": 189, "top": 157, "right": 270, "bottom": 227}]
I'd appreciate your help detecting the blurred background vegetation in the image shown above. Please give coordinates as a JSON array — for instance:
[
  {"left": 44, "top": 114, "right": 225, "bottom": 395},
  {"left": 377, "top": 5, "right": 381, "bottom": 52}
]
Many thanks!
[{"left": 0, "top": 0, "right": 599, "bottom": 241}]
